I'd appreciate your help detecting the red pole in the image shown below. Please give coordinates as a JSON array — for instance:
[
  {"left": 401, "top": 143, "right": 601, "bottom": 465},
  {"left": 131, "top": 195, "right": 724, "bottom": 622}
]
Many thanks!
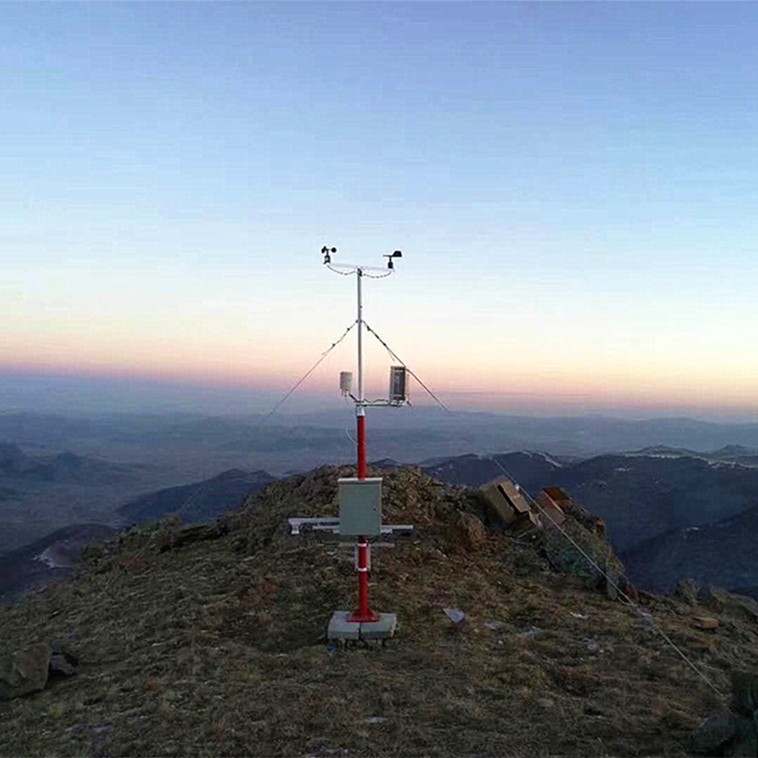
[
  {"left": 357, "top": 412, "right": 367, "bottom": 479},
  {"left": 349, "top": 269, "right": 377, "bottom": 623},
  {"left": 349, "top": 409, "right": 378, "bottom": 622},
  {"left": 350, "top": 537, "right": 378, "bottom": 622}
]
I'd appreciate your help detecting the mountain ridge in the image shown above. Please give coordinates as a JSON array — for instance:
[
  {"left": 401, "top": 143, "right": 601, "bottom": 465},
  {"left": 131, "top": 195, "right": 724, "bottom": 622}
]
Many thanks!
[
  {"left": 117, "top": 468, "right": 276, "bottom": 525},
  {"left": 1, "top": 464, "right": 755, "bottom": 756}
]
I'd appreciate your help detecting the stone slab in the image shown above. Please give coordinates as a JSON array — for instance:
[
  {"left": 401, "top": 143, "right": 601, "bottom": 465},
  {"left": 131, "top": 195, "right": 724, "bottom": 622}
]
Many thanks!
[
  {"left": 327, "top": 611, "right": 361, "bottom": 641},
  {"left": 360, "top": 613, "right": 397, "bottom": 640},
  {"left": 327, "top": 611, "right": 397, "bottom": 642}
]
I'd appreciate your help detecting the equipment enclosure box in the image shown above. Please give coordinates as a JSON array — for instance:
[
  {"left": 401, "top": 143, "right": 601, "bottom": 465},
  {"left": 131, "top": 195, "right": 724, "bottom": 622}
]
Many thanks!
[
  {"left": 339, "top": 477, "right": 382, "bottom": 536},
  {"left": 389, "top": 366, "right": 408, "bottom": 404}
]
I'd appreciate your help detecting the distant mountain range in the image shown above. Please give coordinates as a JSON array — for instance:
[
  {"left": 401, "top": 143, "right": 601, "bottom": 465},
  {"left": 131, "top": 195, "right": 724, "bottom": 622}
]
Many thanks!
[
  {"left": 419, "top": 447, "right": 758, "bottom": 598},
  {"left": 0, "top": 443, "right": 139, "bottom": 485},
  {"left": 4, "top": 410, "right": 758, "bottom": 472},
  {"left": 117, "top": 468, "right": 276, "bottom": 524},
  {"left": 623, "top": 505, "right": 758, "bottom": 598},
  {"left": 2, "top": 417, "right": 758, "bottom": 604},
  {"left": 422, "top": 450, "right": 564, "bottom": 489}
]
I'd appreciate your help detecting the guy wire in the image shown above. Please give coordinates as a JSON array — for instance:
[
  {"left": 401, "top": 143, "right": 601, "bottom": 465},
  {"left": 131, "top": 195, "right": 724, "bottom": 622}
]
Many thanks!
[
  {"left": 363, "top": 320, "right": 450, "bottom": 412},
  {"left": 261, "top": 320, "right": 358, "bottom": 423}
]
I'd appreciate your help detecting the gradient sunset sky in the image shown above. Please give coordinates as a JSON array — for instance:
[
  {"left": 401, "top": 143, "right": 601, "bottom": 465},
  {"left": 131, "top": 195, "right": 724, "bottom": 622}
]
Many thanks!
[{"left": 2, "top": 3, "right": 757, "bottom": 418}]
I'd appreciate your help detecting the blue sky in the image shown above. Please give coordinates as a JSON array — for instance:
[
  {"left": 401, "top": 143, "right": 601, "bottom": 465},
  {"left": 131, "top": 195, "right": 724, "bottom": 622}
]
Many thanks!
[{"left": 2, "top": 3, "right": 757, "bottom": 418}]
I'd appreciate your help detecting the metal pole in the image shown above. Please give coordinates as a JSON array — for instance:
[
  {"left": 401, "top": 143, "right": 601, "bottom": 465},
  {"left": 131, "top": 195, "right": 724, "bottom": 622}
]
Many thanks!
[
  {"left": 356, "top": 268, "right": 367, "bottom": 479},
  {"left": 351, "top": 267, "right": 377, "bottom": 622}
]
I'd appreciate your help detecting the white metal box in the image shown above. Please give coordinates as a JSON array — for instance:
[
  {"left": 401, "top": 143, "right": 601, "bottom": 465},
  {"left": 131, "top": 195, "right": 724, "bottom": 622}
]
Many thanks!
[{"left": 339, "top": 477, "right": 382, "bottom": 536}]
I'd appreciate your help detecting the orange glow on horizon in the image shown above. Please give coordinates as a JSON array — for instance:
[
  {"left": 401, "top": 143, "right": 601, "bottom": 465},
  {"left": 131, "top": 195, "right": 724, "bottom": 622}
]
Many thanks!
[{"left": 2, "top": 349, "right": 757, "bottom": 418}]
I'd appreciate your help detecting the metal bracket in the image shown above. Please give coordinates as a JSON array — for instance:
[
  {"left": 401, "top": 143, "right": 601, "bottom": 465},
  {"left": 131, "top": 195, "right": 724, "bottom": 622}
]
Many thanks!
[{"left": 287, "top": 517, "right": 414, "bottom": 538}]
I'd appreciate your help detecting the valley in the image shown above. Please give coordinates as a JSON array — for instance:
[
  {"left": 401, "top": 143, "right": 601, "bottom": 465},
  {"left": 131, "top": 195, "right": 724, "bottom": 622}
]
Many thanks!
[{"left": 2, "top": 411, "right": 758, "bottom": 604}]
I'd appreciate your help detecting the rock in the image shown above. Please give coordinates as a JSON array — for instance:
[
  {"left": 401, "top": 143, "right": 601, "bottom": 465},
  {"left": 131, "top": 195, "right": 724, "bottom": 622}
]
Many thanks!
[
  {"left": 80, "top": 544, "right": 104, "bottom": 565},
  {"left": 635, "top": 610, "right": 654, "bottom": 630},
  {"left": 484, "top": 620, "right": 507, "bottom": 631},
  {"left": 584, "top": 637, "right": 600, "bottom": 653},
  {"left": 727, "top": 593, "right": 758, "bottom": 623},
  {"left": 542, "top": 516, "right": 625, "bottom": 593},
  {"left": 621, "top": 580, "right": 640, "bottom": 603},
  {"left": 518, "top": 626, "right": 544, "bottom": 640},
  {"left": 676, "top": 577, "right": 700, "bottom": 606},
  {"left": 51, "top": 639, "right": 79, "bottom": 667},
  {"left": 157, "top": 522, "right": 229, "bottom": 552},
  {"left": 700, "top": 586, "right": 758, "bottom": 622},
  {"left": 692, "top": 616, "right": 720, "bottom": 630},
  {"left": 95, "top": 559, "right": 114, "bottom": 574},
  {"left": 700, "top": 585, "right": 727, "bottom": 613},
  {"left": 443, "top": 608, "right": 466, "bottom": 624},
  {"left": 690, "top": 711, "right": 736, "bottom": 755},
  {"left": 732, "top": 716, "right": 758, "bottom": 756},
  {"left": 0, "top": 643, "right": 51, "bottom": 700},
  {"left": 691, "top": 674, "right": 758, "bottom": 755},
  {"left": 49, "top": 654, "right": 77, "bottom": 677},
  {"left": 449, "top": 511, "right": 486, "bottom": 551},
  {"left": 731, "top": 671, "right": 758, "bottom": 717},
  {"left": 605, "top": 559, "right": 621, "bottom": 600}
]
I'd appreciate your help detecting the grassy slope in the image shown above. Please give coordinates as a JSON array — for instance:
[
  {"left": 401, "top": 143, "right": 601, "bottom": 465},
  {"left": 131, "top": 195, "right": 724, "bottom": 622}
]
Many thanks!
[{"left": 1, "top": 467, "right": 756, "bottom": 757}]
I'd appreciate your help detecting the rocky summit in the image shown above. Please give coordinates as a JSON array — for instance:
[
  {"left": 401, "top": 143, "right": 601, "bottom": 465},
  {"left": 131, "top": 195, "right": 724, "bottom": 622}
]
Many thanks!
[{"left": 0, "top": 465, "right": 756, "bottom": 756}]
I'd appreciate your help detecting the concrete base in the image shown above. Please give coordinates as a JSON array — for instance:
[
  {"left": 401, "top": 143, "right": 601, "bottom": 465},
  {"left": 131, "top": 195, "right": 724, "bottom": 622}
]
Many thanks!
[
  {"left": 327, "top": 611, "right": 361, "bottom": 641},
  {"left": 327, "top": 611, "right": 397, "bottom": 642},
  {"left": 360, "top": 613, "right": 398, "bottom": 640}
]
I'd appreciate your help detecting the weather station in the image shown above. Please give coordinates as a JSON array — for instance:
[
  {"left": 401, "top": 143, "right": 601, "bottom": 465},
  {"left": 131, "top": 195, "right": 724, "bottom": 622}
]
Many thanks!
[
  {"left": 282, "top": 245, "right": 447, "bottom": 645},
  {"left": 322, "top": 246, "right": 409, "bottom": 642}
]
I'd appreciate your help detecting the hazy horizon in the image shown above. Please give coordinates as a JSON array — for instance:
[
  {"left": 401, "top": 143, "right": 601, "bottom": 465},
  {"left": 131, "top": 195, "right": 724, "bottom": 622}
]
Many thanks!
[{"left": 2, "top": 369, "right": 758, "bottom": 424}]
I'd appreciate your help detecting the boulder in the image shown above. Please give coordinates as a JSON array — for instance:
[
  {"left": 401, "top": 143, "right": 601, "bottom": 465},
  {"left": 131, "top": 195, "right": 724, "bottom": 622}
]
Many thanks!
[
  {"left": 676, "top": 577, "right": 700, "bottom": 606},
  {"left": 0, "top": 643, "right": 51, "bottom": 700},
  {"left": 449, "top": 512, "right": 487, "bottom": 551},
  {"left": 690, "top": 672, "right": 758, "bottom": 755},
  {"left": 542, "top": 517, "right": 625, "bottom": 594},
  {"left": 604, "top": 559, "right": 621, "bottom": 600},
  {"left": 49, "top": 654, "right": 77, "bottom": 678},
  {"left": 732, "top": 717, "right": 758, "bottom": 757},
  {"left": 690, "top": 711, "right": 736, "bottom": 755},
  {"left": 692, "top": 616, "right": 720, "bottom": 630},
  {"left": 700, "top": 586, "right": 758, "bottom": 622},
  {"left": 156, "top": 522, "right": 229, "bottom": 552},
  {"left": 731, "top": 671, "right": 758, "bottom": 717},
  {"left": 51, "top": 639, "right": 79, "bottom": 667},
  {"left": 700, "top": 585, "right": 728, "bottom": 613}
]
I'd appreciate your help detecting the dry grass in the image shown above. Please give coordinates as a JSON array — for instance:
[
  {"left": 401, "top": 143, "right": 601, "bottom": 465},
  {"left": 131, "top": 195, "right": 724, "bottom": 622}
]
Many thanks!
[{"left": 1, "top": 466, "right": 756, "bottom": 757}]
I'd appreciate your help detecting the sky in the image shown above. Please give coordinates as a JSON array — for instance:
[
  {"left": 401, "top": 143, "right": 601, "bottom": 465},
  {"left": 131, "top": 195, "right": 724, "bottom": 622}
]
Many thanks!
[{"left": 2, "top": 2, "right": 758, "bottom": 419}]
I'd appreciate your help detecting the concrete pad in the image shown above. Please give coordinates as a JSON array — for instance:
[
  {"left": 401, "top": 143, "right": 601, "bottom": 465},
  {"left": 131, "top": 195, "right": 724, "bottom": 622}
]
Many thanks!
[
  {"left": 359, "top": 613, "right": 397, "bottom": 640},
  {"left": 327, "top": 611, "right": 398, "bottom": 642},
  {"left": 327, "top": 611, "right": 360, "bottom": 641}
]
